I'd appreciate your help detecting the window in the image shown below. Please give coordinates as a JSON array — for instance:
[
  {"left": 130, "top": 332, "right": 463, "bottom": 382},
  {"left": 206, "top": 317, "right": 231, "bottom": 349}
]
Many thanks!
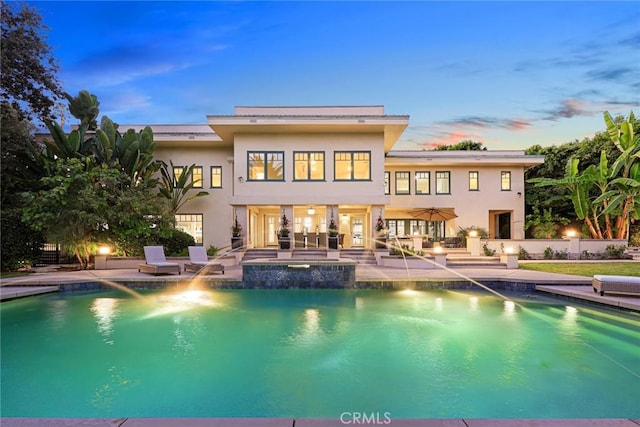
[
  {"left": 172, "top": 165, "right": 184, "bottom": 182},
  {"left": 395, "top": 171, "right": 410, "bottom": 194},
  {"left": 469, "top": 171, "right": 479, "bottom": 191},
  {"left": 415, "top": 171, "right": 430, "bottom": 194},
  {"left": 192, "top": 166, "right": 203, "bottom": 188},
  {"left": 334, "top": 151, "right": 370, "bottom": 180},
  {"left": 248, "top": 152, "right": 284, "bottom": 181},
  {"left": 294, "top": 151, "right": 324, "bottom": 180},
  {"left": 175, "top": 214, "right": 203, "bottom": 244},
  {"left": 384, "top": 171, "right": 390, "bottom": 195},
  {"left": 436, "top": 171, "right": 451, "bottom": 194},
  {"left": 210, "top": 166, "right": 222, "bottom": 188},
  {"left": 501, "top": 171, "right": 511, "bottom": 191}
]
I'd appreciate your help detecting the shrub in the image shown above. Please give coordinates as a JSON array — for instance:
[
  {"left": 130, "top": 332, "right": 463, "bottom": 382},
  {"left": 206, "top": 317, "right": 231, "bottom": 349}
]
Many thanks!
[
  {"left": 604, "top": 244, "right": 626, "bottom": 259},
  {"left": 1, "top": 209, "right": 45, "bottom": 271},
  {"left": 554, "top": 249, "right": 568, "bottom": 260},
  {"left": 543, "top": 246, "right": 554, "bottom": 260},
  {"left": 456, "top": 226, "right": 488, "bottom": 246},
  {"left": 482, "top": 243, "right": 496, "bottom": 256},
  {"left": 518, "top": 246, "right": 530, "bottom": 260},
  {"left": 158, "top": 229, "right": 196, "bottom": 256},
  {"left": 581, "top": 250, "right": 592, "bottom": 260},
  {"left": 207, "top": 245, "right": 219, "bottom": 256}
]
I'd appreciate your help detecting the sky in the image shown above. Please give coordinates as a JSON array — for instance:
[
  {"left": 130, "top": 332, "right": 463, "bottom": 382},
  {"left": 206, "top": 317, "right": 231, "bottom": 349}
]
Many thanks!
[{"left": 29, "top": 1, "right": 640, "bottom": 150}]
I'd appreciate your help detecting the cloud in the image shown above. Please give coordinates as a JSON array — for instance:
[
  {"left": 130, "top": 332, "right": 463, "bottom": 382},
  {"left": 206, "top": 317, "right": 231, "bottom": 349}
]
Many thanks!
[
  {"left": 539, "top": 99, "right": 594, "bottom": 121},
  {"left": 440, "top": 116, "right": 531, "bottom": 131},
  {"left": 586, "top": 67, "right": 639, "bottom": 84}
]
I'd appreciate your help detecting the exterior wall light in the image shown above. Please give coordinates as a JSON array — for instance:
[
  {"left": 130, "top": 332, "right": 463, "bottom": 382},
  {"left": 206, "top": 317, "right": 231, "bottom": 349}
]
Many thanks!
[
  {"left": 504, "top": 246, "right": 514, "bottom": 254},
  {"left": 565, "top": 229, "right": 577, "bottom": 238},
  {"left": 98, "top": 246, "right": 111, "bottom": 255},
  {"left": 468, "top": 230, "right": 478, "bottom": 237}
]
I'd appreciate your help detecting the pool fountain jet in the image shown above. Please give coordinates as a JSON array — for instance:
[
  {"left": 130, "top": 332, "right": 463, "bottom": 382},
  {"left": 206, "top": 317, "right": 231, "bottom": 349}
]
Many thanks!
[{"left": 388, "top": 236, "right": 512, "bottom": 301}]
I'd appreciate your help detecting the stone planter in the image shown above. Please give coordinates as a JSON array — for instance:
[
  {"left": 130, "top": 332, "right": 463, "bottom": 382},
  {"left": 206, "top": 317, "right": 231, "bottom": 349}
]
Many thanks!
[
  {"left": 231, "top": 237, "right": 243, "bottom": 250},
  {"left": 328, "top": 236, "right": 339, "bottom": 250},
  {"left": 375, "top": 238, "right": 387, "bottom": 249},
  {"left": 279, "top": 237, "right": 291, "bottom": 250}
]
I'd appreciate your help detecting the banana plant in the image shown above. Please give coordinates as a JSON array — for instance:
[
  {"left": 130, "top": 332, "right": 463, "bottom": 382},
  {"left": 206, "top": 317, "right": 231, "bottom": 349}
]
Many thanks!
[
  {"left": 158, "top": 160, "right": 209, "bottom": 215},
  {"left": 529, "top": 157, "right": 599, "bottom": 238}
]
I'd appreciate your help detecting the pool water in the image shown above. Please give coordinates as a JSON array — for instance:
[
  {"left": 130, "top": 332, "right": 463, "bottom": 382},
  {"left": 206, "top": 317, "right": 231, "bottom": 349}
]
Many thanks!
[{"left": 1, "top": 288, "right": 639, "bottom": 418}]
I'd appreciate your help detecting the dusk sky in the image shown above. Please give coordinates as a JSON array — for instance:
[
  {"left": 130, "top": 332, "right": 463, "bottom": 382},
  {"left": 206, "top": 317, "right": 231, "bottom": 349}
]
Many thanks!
[{"left": 31, "top": 1, "right": 640, "bottom": 150}]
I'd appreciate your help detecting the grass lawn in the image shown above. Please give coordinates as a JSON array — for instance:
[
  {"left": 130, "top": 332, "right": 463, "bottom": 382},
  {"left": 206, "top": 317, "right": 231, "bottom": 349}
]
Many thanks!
[
  {"left": 520, "top": 262, "right": 640, "bottom": 277},
  {"left": 0, "top": 271, "right": 29, "bottom": 279}
]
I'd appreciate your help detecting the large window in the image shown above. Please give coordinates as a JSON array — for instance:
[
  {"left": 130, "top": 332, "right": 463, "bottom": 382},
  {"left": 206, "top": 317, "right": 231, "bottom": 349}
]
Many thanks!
[
  {"left": 501, "top": 171, "right": 511, "bottom": 191},
  {"left": 386, "top": 219, "right": 445, "bottom": 240},
  {"left": 210, "top": 166, "right": 222, "bottom": 188},
  {"left": 469, "top": 171, "right": 479, "bottom": 191},
  {"left": 415, "top": 171, "right": 430, "bottom": 194},
  {"left": 436, "top": 171, "right": 451, "bottom": 194},
  {"left": 384, "top": 171, "right": 390, "bottom": 195},
  {"left": 395, "top": 171, "right": 410, "bottom": 194},
  {"left": 294, "top": 151, "right": 324, "bottom": 180},
  {"left": 334, "top": 151, "right": 370, "bottom": 180},
  {"left": 175, "top": 214, "right": 203, "bottom": 244},
  {"left": 248, "top": 152, "right": 284, "bottom": 181}
]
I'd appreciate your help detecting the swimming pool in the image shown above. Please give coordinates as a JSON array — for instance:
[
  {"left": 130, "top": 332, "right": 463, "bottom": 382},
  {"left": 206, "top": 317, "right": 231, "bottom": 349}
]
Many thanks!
[{"left": 1, "top": 287, "right": 638, "bottom": 418}]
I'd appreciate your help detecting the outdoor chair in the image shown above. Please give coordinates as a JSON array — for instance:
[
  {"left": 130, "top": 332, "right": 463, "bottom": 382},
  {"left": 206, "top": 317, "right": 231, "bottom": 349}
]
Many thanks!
[
  {"left": 138, "top": 246, "right": 181, "bottom": 275},
  {"left": 184, "top": 246, "right": 224, "bottom": 274}
]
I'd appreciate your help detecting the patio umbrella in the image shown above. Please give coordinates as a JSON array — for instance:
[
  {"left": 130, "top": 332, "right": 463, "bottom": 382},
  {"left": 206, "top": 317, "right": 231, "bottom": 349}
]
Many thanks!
[{"left": 408, "top": 208, "right": 458, "bottom": 222}]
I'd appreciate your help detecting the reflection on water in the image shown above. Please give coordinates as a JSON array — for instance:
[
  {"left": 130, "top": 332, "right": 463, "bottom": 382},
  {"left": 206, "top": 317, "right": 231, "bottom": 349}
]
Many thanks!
[
  {"left": 91, "top": 298, "right": 120, "bottom": 342},
  {"left": 46, "top": 300, "right": 69, "bottom": 330},
  {"left": 468, "top": 296, "right": 479, "bottom": 311},
  {"left": 503, "top": 300, "right": 517, "bottom": 319}
]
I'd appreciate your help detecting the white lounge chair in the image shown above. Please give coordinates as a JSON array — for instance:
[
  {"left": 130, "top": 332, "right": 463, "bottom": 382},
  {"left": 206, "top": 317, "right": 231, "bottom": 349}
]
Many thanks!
[
  {"left": 184, "top": 246, "right": 224, "bottom": 274},
  {"left": 592, "top": 275, "right": 640, "bottom": 296},
  {"left": 138, "top": 246, "right": 181, "bottom": 275}
]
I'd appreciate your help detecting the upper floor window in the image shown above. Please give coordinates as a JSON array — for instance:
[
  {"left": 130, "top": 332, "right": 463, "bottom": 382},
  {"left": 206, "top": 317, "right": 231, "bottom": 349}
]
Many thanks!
[
  {"left": 294, "top": 151, "right": 324, "bottom": 181},
  {"left": 436, "top": 171, "right": 451, "bottom": 194},
  {"left": 469, "top": 171, "right": 479, "bottom": 191},
  {"left": 395, "top": 171, "right": 410, "bottom": 194},
  {"left": 415, "top": 171, "right": 430, "bottom": 194},
  {"left": 384, "top": 171, "right": 390, "bottom": 195},
  {"left": 501, "top": 171, "right": 511, "bottom": 191},
  {"left": 248, "top": 152, "right": 284, "bottom": 181},
  {"left": 210, "top": 166, "right": 222, "bottom": 188},
  {"left": 334, "top": 151, "right": 370, "bottom": 181},
  {"left": 191, "top": 166, "right": 203, "bottom": 188},
  {"left": 172, "top": 165, "right": 185, "bottom": 182}
]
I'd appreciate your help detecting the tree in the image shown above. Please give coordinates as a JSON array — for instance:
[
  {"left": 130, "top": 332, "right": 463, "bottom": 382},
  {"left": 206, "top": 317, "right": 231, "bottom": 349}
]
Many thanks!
[
  {"left": 434, "top": 140, "right": 487, "bottom": 151},
  {"left": 22, "top": 159, "right": 172, "bottom": 267},
  {"left": 529, "top": 111, "right": 639, "bottom": 239},
  {"left": 159, "top": 161, "right": 209, "bottom": 215},
  {"left": 1, "top": 2, "right": 63, "bottom": 122},
  {"left": 19, "top": 91, "right": 173, "bottom": 267}
]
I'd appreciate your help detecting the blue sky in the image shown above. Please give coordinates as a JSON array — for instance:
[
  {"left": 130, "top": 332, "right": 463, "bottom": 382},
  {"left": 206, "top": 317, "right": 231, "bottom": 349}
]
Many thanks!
[{"left": 31, "top": 1, "right": 640, "bottom": 150}]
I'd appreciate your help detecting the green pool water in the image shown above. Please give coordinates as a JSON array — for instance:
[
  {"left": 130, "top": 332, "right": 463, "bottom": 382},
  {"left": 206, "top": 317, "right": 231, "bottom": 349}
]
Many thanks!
[{"left": 1, "top": 288, "right": 639, "bottom": 418}]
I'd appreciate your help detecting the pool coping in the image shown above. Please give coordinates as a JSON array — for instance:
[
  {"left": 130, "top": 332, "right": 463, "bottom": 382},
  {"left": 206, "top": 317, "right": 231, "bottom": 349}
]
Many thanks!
[{"left": 1, "top": 417, "right": 639, "bottom": 426}]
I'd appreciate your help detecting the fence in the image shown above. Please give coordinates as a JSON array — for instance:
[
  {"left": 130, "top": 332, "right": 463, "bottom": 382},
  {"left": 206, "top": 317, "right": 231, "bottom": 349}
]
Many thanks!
[{"left": 38, "top": 243, "right": 75, "bottom": 266}]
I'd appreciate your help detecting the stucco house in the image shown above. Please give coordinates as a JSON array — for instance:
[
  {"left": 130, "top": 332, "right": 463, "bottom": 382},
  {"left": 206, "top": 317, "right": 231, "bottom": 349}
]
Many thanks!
[{"left": 131, "top": 105, "right": 543, "bottom": 251}]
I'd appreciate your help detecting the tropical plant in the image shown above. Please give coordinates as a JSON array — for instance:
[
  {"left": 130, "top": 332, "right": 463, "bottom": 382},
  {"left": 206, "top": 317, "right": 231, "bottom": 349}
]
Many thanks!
[
  {"left": 525, "top": 206, "right": 569, "bottom": 239},
  {"left": 159, "top": 160, "right": 209, "bottom": 215}
]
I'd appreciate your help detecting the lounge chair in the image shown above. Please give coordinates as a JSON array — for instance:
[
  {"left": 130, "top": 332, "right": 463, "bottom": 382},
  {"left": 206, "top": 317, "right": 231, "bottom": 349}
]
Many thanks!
[
  {"left": 592, "top": 275, "right": 640, "bottom": 296},
  {"left": 184, "top": 246, "right": 224, "bottom": 274},
  {"left": 138, "top": 246, "right": 181, "bottom": 275}
]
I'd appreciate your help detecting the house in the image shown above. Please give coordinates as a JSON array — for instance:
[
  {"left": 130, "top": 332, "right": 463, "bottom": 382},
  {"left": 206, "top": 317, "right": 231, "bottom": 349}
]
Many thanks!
[{"left": 133, "top": 105, "right": 544, "bottom": 251}]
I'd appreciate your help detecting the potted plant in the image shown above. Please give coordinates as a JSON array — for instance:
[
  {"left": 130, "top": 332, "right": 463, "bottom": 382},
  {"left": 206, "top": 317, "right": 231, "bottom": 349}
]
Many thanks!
[
  {"left": 278, "top": 212, "right": 291, "bottom": 249},
  {"left": 328, "top": 212, "right": 339, "bottom": 249},
  {"left": 375, "top": 212, "right": 387, "bottom": 249},
  {"left": 231, "top": 215, "right": 243, "bottom": 249}
]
